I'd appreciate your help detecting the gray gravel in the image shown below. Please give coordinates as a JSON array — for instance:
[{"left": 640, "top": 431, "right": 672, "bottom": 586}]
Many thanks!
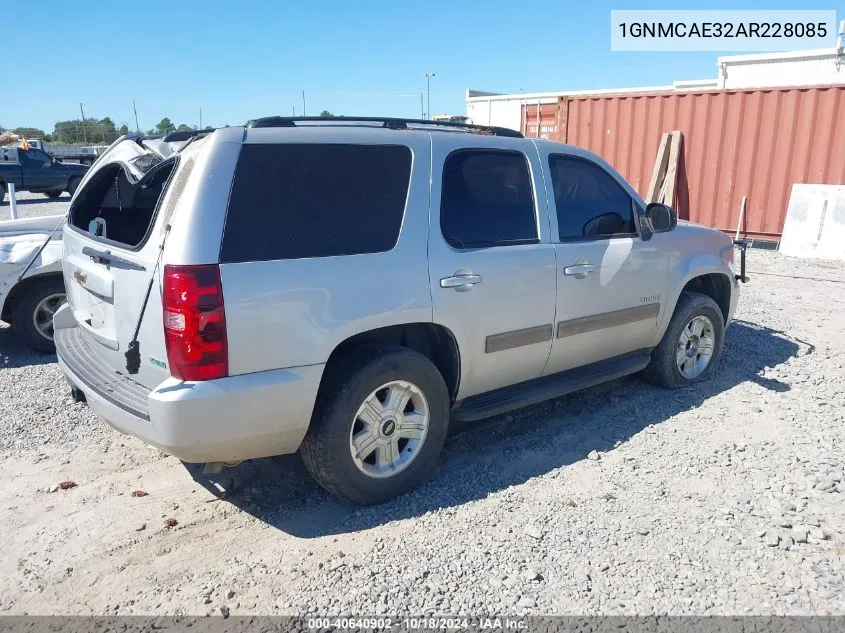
[
  {"left": 1, "top": 192, "right": 101, "bottom": 456},
  {"left": 1, "top": 189, "right": 71, "bottom": 222},
  {"left": 0, "top": 233, "right": 844, "bottom": 615}
]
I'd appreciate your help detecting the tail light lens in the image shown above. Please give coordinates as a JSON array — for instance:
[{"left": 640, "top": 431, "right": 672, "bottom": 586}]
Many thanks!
[{"left": 162, "top": 264, "right": 228, "bottom": 381}]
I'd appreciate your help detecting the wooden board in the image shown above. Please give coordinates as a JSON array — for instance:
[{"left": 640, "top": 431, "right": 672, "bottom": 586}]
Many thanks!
[{"left": 645, "top": 132, "right": 671, "bottom": 203}]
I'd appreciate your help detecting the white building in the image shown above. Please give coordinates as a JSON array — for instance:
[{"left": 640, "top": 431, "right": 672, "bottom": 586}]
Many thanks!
[
  {"left": 467, "top": 43, "right": 845, "bottom": 132},
  {"left": 717, "top": 48, "right": 845, "bottom": 89}
]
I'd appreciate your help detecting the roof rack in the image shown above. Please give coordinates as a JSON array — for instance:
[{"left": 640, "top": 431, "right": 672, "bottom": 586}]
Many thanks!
[
  {"left": 246, "top": 116, "right": 523, "bottom": 138},
  {"left": 161, "top": 129, "right": 215, "bottom": 142}
]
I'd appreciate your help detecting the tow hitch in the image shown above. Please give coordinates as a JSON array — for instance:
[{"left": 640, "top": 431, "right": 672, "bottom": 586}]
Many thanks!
[{"left": 733, "top": 239, "right": 749, "bottom": 283}]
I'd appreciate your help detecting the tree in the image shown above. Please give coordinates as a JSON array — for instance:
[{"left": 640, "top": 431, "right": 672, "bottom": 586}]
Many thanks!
[
  {"left": 53, "top": 118, "right": 119, "bottom": 144},
  {"left": 14, "top": 127, "right": 48, "bottom": 139},
  {"left": 176, "top": 123, "right": 193, "bottom": 132},
  {"left": 155, "top": 118, "right": 176, "bottom": 134},
  {"left": 319, "top": 110, "right": 334, "bottom": 118},
  {"left": 96, "top": 117, "right": 118, "bottom": 144},
  {"left": 118, "top": 124, "right": 129, "bottom": 135}
]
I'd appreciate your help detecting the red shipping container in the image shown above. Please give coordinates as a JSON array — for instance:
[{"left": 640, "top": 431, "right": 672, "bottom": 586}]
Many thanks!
[{"left": 522, "top": 86, "right": 845, "bottom": 239}]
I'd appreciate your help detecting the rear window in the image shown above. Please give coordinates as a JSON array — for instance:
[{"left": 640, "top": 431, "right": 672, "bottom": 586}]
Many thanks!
[
  {"left": 69, "top": 159, "right": 176, "bottom": 249},
  {"left": 220, "top": 143, "right": 412, "bottom": 263}
]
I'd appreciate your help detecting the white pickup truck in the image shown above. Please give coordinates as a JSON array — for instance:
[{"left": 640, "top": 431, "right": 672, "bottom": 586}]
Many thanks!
[
  {"left": 0, "top": 214, "right": 66, "bottom": 352},
  {"left": 26, "top": 139, "right": 107, "bottom": 166}
]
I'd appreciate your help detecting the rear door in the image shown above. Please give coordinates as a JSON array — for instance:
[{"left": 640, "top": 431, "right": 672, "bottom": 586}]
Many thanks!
[
  {"left": 61, "top": 139, "right": 198, "bottom": 389},
  {"left": 428, "top": 136, "right": 557, "bottom": 399}
]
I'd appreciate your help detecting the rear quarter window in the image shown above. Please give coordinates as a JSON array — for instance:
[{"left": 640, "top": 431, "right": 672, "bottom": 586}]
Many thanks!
[{"left": 220, "top": 143, "right": 413, "bottom": 263}]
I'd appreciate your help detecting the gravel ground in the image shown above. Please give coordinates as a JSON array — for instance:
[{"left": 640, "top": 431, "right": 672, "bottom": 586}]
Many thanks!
[
  {"left": 1, "top": 211, "right": 843, "bottom": 615},
  {"left": 1, "top": 189, "right": 72, "bottom": 222}
]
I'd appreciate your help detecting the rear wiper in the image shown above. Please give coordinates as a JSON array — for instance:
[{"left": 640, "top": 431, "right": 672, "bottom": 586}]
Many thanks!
[{"left": 81, "top": 246, "right": 146, "bottom": 271}]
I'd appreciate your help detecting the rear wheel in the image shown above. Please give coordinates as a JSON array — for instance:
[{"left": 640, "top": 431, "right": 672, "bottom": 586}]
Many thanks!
[
  {"left": 67, "top": 177, "right": 81, "bottom": 197},
  {"left": 642, "top": 291, "right": 725, "bottom": 388},
  {"left": 44, "top": 190, "right": 63, "bottom": 199},
  {"left": 11, "top": 277, "right": 66, "bottom": 354},
  {"left": 0, "top": 182, "right": 5, "bottom": 204},
  {"left": 300, "top": 346, "right": 450, "bottom": 505}
]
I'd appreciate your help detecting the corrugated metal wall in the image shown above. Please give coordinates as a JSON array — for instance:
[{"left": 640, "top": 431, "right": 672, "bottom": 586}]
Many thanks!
[
  {"left": 522, "top": 86, "right": 845, "bottom": 238},
  {"left": 522, "top": 103, "right": 561, "bottom": 139}
]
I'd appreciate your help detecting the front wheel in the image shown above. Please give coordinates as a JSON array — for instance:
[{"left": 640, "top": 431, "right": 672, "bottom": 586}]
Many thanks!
[
  {"left": 642, "top": 291, "right": 725, "bottom": 388},
  {"left": 44, "top": 190, "right": 63, "bottom": 199},
  {"left": 300, "top": 346, "right": 450, "bottom": 505}
]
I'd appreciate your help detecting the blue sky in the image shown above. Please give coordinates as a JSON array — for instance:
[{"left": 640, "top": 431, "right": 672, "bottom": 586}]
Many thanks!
[{"left": 4, "top": 0, "right": 840, "bottom": 132}]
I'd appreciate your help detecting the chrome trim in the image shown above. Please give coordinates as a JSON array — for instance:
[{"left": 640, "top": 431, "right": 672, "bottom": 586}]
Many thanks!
[{"left": 440, "top": 274, "right": 483, "bottom": 289}]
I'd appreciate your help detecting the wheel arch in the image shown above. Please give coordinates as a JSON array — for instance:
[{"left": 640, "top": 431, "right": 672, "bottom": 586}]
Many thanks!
[
  {"left": 658, "top": 266, "right": 734, "bottom": 341},
  {"left": 1, "top": 271, "right": 65, "bottom": 323},
  {"left": 679, "top": 273, "right": 732, "bottom": 324},
  {"left": 322, "top": 322, "right": 461, "bottom": 403}
]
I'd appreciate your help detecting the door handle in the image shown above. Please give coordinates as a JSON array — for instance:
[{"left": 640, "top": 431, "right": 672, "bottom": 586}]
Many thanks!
[
  {"left": 563, "top": 263, "right": 595, "bottom": 279},
  {"left": 440, "top": 274, "right": 483, "bottom": 289}
]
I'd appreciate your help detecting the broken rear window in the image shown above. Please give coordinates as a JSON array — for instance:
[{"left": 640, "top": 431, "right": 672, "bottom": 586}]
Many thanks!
[{"left": 68, "top": 160, "right": 176, "bottom": 249}]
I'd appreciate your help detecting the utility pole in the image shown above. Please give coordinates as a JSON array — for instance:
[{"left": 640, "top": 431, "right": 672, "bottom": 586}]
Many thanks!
[
  {"left": 133, "top": 101, "right": 140, "bottom": 133},
  {"left": 301, "top": 90, "right": 306, "bottom": 116},
  {"left": 79, "top": 102, "right": 88, "bottom": 143},
  {"left": 423, "top": 72, "right": 435, "bottom": 119},
  {"left": 199, "top": 108, "right": 203, "bottom": 130},
  {"left": 420, "top": 93, "right": 424, "bottom": 119}
]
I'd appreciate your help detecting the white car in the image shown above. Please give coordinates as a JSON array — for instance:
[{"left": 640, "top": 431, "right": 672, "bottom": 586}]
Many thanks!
[{"left": 0, "top": 214, "right": 66, "bottom": 352}]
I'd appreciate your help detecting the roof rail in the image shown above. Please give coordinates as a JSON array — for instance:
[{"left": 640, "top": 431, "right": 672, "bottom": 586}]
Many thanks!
[
  {"left": 161, "top": 129, "right": 215, "bottom": 142},
  {"left": 246, "top": 116, "right": 523, "bottom": 138}
]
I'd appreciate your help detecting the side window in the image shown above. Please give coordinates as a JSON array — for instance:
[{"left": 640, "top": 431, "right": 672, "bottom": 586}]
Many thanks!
[
  {"left": 549, "top": 155, "right": 636, "bottom": 241},
  {"left": 440, "top": 149, "right": 538, "bottom": 248},
  {"left": 220, "top": 143, "right": 412, "bottom": 263},
  {"left": 23, "top": 149, "right": 50, "bottom": 165}
]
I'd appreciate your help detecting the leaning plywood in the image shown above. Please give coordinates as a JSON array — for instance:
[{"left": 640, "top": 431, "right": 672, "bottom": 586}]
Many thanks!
[
  {"left": 646, "top": 133, "right": 671, "bottom": 203},
  {"left": 646, "top": 131, "right": 683, "bottom": 206},
  {"left": 779, "top": 184, "right": 845, "bottom": 261}
]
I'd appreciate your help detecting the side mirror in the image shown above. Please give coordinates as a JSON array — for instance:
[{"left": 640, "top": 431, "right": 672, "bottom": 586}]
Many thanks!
[{"left": 645, "top": 202, "right": 677, "bottom": 233}]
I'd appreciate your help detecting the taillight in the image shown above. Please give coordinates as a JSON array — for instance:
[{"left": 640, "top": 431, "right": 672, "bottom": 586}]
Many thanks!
[{"left": 162, "top": 264, "right": 228, "bottom": 381}]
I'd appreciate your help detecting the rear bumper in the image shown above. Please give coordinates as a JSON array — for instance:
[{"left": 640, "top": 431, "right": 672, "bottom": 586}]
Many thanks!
[{"left": 55, "top": 321, "right": 323, "bottom": 463}]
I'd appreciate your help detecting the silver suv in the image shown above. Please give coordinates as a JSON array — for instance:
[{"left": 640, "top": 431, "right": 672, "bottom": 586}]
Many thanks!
[{"left": 54, "top": 118, "right": 741, "bottom": 505}]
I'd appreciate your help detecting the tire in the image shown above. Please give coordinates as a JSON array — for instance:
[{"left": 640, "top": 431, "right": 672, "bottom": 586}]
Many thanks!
[
  {"left": 44, "top": 190, "right": 63, "bottom": 199},
  {"left": 11, "top": 277, "right": 66, "bottom": 354},
  {"left": 300, "top": 345, "right": 450, "bottom": 505},
  {"left": 642, "top": 291, "right": 725, "bottom": 388},
  {"left": 0, "top": 182, "right": 5, "bottom": 204},
  {"left": 67, "top": 177, "right": 81, "bottom": 197}
]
